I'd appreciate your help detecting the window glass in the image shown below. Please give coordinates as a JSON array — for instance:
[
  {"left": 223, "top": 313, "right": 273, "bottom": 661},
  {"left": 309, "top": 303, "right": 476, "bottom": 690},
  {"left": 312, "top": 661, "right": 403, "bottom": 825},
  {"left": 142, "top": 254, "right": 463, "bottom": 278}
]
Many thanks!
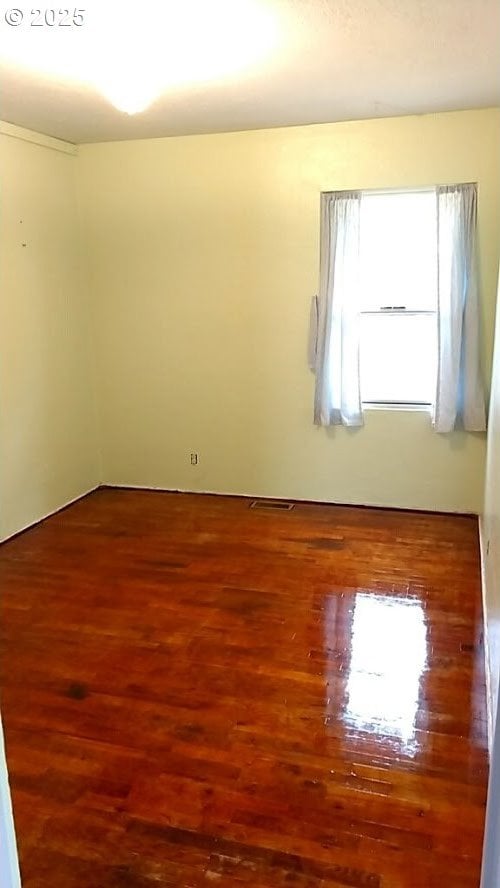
[
  {"left": 359, "top": 191, "right": 437, "bottom": 312},
  {"left": 358, "top": 189, "right": 438, "bottom": 405},
  {"left": 360, "top": 313, "right": 437, "bottom": 404}
]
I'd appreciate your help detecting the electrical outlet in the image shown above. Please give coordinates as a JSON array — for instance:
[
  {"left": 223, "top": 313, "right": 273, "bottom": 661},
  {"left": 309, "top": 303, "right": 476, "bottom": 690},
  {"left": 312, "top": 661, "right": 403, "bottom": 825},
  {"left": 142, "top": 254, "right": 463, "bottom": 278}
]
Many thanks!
[{"left": 190, "top": 452, "right": 198, "bottom": 466}]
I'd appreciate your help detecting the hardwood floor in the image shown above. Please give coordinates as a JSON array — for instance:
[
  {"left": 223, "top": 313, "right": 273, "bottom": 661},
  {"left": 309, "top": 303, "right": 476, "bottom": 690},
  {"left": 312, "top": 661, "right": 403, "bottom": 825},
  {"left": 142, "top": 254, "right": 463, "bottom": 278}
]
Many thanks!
[{"left": 0, "top": 489, "right": 488, "bottom": 887}]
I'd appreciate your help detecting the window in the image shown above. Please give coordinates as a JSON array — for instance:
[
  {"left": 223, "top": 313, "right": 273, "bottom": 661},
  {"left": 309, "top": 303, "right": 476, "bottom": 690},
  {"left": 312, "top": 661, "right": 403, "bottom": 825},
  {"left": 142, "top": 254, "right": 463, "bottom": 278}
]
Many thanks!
[
  {"left": 358, "top": 189, "right": 438, "bottom": 407},
  {"left": 314, "top": 183, "right": 484, "bottom": 431}
]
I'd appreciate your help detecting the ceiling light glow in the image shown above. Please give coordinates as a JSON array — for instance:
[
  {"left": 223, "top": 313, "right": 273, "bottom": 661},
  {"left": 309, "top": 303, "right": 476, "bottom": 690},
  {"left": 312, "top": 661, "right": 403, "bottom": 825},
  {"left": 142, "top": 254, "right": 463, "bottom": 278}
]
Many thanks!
[{"left": 0, "top": 0, "right": 281, "bottom": 115}]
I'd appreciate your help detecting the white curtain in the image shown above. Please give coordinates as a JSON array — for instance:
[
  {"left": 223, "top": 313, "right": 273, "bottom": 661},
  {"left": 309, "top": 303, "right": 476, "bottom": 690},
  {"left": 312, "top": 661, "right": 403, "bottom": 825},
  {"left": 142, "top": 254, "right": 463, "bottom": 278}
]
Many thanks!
[
  {"left": 313, "top": 191, "right": 363, "bottom": 427},
  {"left": 434, "top": 183, "right": 486, "bottom": 432}
]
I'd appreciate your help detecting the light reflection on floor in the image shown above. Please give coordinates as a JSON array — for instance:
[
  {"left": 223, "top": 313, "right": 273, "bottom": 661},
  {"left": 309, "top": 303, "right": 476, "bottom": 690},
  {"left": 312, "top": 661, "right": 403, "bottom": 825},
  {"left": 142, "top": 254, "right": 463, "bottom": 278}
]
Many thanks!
[{"left": 330, "top": 592, "right": 428, "bottom": 755}]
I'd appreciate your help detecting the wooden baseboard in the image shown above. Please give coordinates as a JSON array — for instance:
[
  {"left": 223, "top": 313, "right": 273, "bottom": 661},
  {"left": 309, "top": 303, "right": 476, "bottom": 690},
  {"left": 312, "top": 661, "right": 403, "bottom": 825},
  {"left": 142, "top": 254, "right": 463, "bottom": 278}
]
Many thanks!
[
  {"left": 0, "top": 485, "right": 100, "bottom": 546},
  {"left": 100, "top": 483, "right": 476, "bottom": 518}
]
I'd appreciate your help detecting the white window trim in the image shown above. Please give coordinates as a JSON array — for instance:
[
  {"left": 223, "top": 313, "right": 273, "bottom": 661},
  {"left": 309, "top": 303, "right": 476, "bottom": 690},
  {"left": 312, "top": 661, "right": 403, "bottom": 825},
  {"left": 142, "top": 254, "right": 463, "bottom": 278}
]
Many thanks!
[{"left": 363, "top": 402, "right": 432, "bottom": 412}]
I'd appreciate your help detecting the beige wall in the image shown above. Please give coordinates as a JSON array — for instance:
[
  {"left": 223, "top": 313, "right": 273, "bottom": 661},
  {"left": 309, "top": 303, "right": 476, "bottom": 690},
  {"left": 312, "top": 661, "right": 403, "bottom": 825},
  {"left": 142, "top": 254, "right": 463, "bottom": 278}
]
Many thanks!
[
  {"left": 77, "top": 109, "right": 500, "bottom": 513},
  {"left": 482, "top": 265, "right": 500, "bottom": 741},
  {"left": 1, "top": 114, "right": 498, "bottom": 535},
  {"left": 0, "top": 132, "right": 100, "bottom": 541}
]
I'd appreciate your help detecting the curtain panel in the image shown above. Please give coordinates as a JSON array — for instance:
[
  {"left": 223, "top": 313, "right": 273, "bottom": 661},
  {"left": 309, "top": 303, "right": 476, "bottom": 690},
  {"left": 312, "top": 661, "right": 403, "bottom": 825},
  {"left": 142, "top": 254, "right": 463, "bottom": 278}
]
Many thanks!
[
  {"left": 434, "top": 183, "right": 486, "bottom": 432},
  {"left": 313, "top": 191, "right": 363, "bottom": 428}
]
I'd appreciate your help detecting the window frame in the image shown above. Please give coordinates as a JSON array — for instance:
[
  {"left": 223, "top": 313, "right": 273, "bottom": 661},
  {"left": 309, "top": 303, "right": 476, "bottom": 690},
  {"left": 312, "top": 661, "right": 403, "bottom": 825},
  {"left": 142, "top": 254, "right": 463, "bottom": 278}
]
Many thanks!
[{"left": 356, "top": 186, "right": 438, "bottom": 410}]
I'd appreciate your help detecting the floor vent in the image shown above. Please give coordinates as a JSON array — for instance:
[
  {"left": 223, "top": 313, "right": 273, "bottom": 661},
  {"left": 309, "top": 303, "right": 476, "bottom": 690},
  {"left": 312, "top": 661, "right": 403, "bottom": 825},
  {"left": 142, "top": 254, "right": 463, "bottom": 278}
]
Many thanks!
[{"left": 250, "top": 500, "right": 295, "bottom": 511}]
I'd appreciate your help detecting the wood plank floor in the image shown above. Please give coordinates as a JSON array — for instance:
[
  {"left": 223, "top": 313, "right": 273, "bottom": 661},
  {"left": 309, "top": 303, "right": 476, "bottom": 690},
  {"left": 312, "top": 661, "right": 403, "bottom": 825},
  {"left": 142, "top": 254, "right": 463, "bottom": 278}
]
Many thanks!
[{"left": 0, "top": 489, "right": 488, "bottom": 887}]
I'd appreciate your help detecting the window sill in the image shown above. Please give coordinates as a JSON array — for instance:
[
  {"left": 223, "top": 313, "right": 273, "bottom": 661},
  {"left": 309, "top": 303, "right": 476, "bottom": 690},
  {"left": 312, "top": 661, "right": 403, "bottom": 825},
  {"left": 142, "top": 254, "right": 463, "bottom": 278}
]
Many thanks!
[{"left": 363, "top": 402, "right": 432, "bottom": 413}]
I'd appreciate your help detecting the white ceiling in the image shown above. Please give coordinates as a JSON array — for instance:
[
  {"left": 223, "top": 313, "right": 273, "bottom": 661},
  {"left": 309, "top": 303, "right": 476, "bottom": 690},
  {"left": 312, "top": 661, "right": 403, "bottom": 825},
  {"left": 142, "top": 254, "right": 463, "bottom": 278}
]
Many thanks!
[{"left": 0, "top": 0, "right": 499, "bottom": 145}]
